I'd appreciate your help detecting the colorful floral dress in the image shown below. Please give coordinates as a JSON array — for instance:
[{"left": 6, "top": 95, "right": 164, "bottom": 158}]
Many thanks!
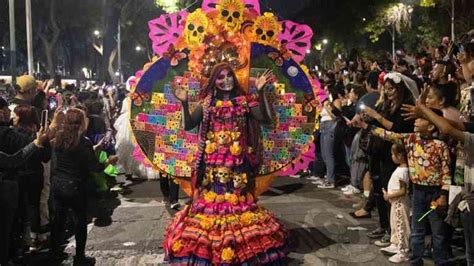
[{"left": 164, "top": 95, "right": 287, "bottom": 265}]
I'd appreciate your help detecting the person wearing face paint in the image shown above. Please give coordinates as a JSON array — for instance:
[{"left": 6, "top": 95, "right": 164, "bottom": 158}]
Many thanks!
[
  {"left": 350, "top": 73, "right": 415, "bottom": 246},
  {"left": 164, "top": 63, "right": 287, "bottom": 265}
]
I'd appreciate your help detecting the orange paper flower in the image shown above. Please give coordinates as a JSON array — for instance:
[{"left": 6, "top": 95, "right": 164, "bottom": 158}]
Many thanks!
[
  {"left": 200, "top": 218, "right": 213, "bottom": 230},
  {"left": 221, "top": 247, "right": 235, "bottom": 261},
  {"left": 216, "top": 194, "right": 225, "bottom": 203},
  {"left": 228, "top": 194, "right": 239, "bottom": 205},
  {"left": 240, "top": 212, "right": 254, "bottom": 226},
  {"left": 172, "top": 240, "right": 183, "bottom": 252},
  {"left": 204, "top": 191, "right": 217, "bottom": 203}
]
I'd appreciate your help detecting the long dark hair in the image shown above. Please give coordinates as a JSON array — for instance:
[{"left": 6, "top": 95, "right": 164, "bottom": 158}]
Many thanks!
[
  {"left": 52, "top": 108, "right": 85, "bottom": 151},
  {"left": 198, "top": 63, "right": 244, "bottom": 100},
  {"left": 377, "top": 78, "right": 414, "bottom": 116},
  {"left": 13, "top": 104, "right": 39, "bottom": 135}
]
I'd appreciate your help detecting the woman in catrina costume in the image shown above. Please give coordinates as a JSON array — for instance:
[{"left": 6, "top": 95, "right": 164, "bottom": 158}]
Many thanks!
[{"left": 164, "top": 62, "right": 288, "bottom": 265}]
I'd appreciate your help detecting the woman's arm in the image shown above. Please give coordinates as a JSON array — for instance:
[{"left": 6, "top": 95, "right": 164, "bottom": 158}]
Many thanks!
[
  {"left": 0, "top": 142, "right": 41, "bottom": 168},
  {"left": 182, "top": 101, "right": 203, "bottom": 130},
  {"left": 363, "top": 106, "right": 394, "bottom": 130}
]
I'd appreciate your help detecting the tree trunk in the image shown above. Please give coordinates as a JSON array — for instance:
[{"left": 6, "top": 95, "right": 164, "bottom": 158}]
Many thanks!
[
  {"left": 37, "top": 0, "right": 60, "bottom": 76},
  {"left": 100, "top": 0, "right": 121, "bottom": 84},
  {"left": 108, "top": 47, "right": 118, "bottom": 83}
]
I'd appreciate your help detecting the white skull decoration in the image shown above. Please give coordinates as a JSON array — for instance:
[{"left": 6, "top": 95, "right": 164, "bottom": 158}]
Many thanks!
[
  {"left": 216, "top": 167, "right": 231, "bottom": 183},
  {"left": 184, "top": 9, "right": 209, "bottom": 47},
  {"left": 233, "top": 173, "right": 247, "bottom": 189},
  {"left": 217, "top": 0, "right": 245, "bottom": 32}
]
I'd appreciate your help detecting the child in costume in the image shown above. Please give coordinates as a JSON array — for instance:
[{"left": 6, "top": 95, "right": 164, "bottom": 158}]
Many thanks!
[{"left": 163, "top": 63, "right": 287, "bottom": 265}]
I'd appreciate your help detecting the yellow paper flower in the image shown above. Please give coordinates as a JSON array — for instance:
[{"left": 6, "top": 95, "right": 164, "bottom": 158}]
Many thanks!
[
  {"left": 172, "top": 240, "right": 183, "bottom": 252},
  {"left": 216, "top": 100, "right": 223, "bottom": 107},
  {"left": 221, "top": 247, "right": 235, "bottom": 261},
  {"left": 200, "top": 218, "right": 213, "bottom": 230},
  {"left": 204, "top": 191, "right": 217, "bottom": 203},
  {"left": 240, "top": 212, "right": 254, "bottom": 226}
]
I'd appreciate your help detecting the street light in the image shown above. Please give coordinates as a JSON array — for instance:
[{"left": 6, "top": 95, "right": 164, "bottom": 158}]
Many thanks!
[
  {"left": 135, "top": 46, "right": 142, "bottom": 52},
  {"left": 94, "top": 30, "right": 100, "bottom": 36},
  {"left": 322, "top": 39, "right": 329, "bottom": 45}
]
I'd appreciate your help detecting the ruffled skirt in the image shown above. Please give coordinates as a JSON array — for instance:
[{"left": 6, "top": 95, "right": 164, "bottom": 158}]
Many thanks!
[{"left": 164, "top": 192, "right": 288, "bottom": 265}]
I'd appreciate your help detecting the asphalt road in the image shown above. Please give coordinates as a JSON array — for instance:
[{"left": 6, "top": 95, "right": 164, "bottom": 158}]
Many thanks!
[{"left": 31, "top": 175, "right": 468, "bottom": 265}]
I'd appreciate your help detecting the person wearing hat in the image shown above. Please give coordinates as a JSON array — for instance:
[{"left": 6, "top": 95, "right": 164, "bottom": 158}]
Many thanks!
[{"left": 9, "top": 75, "right": 38, "bottom": 112}]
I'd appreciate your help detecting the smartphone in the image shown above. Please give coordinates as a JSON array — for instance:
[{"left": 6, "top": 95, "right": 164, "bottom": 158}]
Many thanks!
[
  {"left": 40, "top": 110, "right": 49, "bottom": 129},
  {"left": 329, "top": 94, "right": 334, "bottom": 103},
  {"left": 48, "top": 97, "right": 57, "bottom": 110}
]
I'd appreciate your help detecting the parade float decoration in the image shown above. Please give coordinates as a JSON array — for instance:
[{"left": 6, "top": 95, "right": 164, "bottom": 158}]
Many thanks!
[{"left": 128, "top": 0, "right": 321, "bottom": 195}]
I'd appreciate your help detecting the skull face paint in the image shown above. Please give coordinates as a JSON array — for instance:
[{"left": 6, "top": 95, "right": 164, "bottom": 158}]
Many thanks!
[{"left": 215, "top": 69, "right": 234, "bottom": 92}]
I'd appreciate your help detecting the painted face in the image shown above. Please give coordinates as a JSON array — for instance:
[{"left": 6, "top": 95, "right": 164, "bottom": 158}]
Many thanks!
[
  {"left": 384, "top": 82, "right": 398, "bottom": 102},
  {"left": 215, "top": 69, "right": 234, "bottom": 92},
  {"left": 425, "top": 87, "right": 443, "bottom": 109}
]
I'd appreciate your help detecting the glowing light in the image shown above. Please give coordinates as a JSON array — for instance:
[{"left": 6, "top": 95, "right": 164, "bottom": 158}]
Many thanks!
[
  {"left": 154, "top": 0, "right": 179, "bottom": 13},
  {"left": 136, "top": 46, "right": 142, "bottom": 51},
  {"left": 306, "top": 49, "right": 311, "bottom": 54},
  {"left": 93, "top": 30, "right": 100, "bottom": 36},
  {"left": 322, "top": 39, "right": 328, "bottom": 45}
]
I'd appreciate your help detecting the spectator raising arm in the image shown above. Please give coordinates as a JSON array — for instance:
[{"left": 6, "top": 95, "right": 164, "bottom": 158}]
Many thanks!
[{"left": 401, "top": 103, "right": 465, "bottom": 142}]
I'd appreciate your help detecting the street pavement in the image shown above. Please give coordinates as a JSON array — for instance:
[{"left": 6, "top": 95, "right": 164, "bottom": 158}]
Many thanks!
[{"left": 47, "top": 175, "right": 467, "bottom": 265}]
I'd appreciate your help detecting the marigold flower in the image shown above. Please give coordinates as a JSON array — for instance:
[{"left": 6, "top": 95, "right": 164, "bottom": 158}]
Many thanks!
[
  {"left": 221, "top": 247, "right": 235, "bottom": 261},
  {"left": 204, "top": 191, "right": 217, "bottom": 203},
  {"left": 172, "top": 240, "right": 183, "bottom": 252}
]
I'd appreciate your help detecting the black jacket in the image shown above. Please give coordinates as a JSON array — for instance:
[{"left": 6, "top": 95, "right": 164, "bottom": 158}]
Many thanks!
[
  {"left": 0, "top": 125, "right": 31, "bottom": 180},
  {"left": 52, "top": 136, "right": 104, "bottom": 182}
]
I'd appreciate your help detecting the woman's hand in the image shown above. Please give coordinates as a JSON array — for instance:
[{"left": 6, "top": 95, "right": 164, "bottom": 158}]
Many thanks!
[
  {"left": 34, "top": 127, "right": 50, "bottom": 147},
  {"left": 362, "top": 106, "right": 382, "bottom": 121},
  {"left": 419, "top": 83, "right": 430, "bottom": 104},
  {"left": 401, "top": 102, "right": 426, "bottom": 121},
  {"left": 106, "top": 155, "right": 119, "bottom": 165},
  {"left": 171, "top": 82, "right": 188, "bottom": 102},
  {"left": 255, "top": 69, "right": 273, "bottom": 91},
  {"left": 348, "top": 114, "right": 368, "bottom": 129}
]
